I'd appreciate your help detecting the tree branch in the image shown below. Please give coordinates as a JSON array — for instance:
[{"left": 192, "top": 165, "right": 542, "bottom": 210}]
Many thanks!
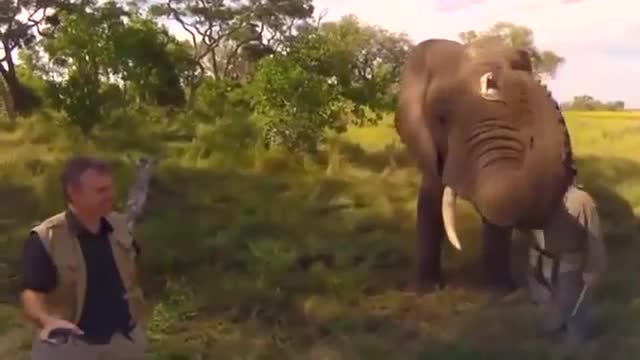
[
  {"left": 0, "top": 63, "right": 16, "bottom": 123},
  {"left": 0, "top": 42, "right": 14, "bottom": 63},
  {"left": 2, "top": 39, "right": 16, "bottom": 76},
  {"left": 223, "top": 23, "right": 264, "bottom": 78},
  {"left": 315, "top": 7, "right": 328, "bottom": 28},
  {"left": 166, "top": 0, "right": 198, "bottom": 51},
  {"left": 26, "top": 7, "right": 57, "bottom": 38}
]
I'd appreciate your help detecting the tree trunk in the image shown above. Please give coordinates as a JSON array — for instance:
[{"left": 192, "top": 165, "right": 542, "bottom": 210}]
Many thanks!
[
  {"left": 0, "top": 65, "right": 32, "bottom": 117},
  {"left": 0, "top": 69, "right": 16, "bottom": 123}
]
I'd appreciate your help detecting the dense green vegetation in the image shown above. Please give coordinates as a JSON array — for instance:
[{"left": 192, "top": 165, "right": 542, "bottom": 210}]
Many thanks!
[
  {"left": 561, "top": 95, "right": 627, "bottom": 112},
  {"left": 1, "top": 0, "right": 589, "bottom": 144},
  {"left": 1, "top": 0, "right": 639, "bottom": 358}
]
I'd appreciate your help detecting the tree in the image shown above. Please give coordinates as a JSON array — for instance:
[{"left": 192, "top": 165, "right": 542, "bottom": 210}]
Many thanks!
[
  {"left": 319, "top": 15, "right": 413, "bottom": 113},
  {"left": 248, "top": 26, "right": 349, "bottom": 153},
  {"left": 562, "top": 95, "right": 625, "bottom": 111},
  {"left": 110, "top": 16, "right": 191, "bottom": 107},
  {"left": 40, "top": 0, "right": 127, "bottom": 134},
  {"left": 149, "top": 0, "right": 315, "bottom": 105},
  {"left": 458, "top": 30, "right": 478, "bottom": 44},
  {"left": 248, "top": 15, "right": 413, "bottom": 153},
  {"left": 459, "top": 22, "right": 565, "bottom": 80},
  {"left": 0, "top": 72, "right": 13, "bottom": 121},
  {"left": 0, "top": 0, "right": 69, "bottom": 115},
  {"left": 36, "top": 0, "right": 191, "bottom": 134}
]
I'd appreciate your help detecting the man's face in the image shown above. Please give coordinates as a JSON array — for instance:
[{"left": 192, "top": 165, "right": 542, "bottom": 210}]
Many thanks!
[{"left": 68, "top": 169, "right": 113, "bottom": 216}]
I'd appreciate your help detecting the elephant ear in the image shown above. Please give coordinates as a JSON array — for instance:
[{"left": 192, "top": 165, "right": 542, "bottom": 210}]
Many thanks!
[{"left": 509, "top": 48, "right": 534, "bottom": 73}]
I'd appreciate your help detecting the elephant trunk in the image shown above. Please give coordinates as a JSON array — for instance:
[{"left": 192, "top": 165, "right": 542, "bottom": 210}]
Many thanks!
[
  {"left": 473, "top": 169, "right": 532, "bottom": 226},
  {"left": 441, "top": 173, "right": 530, "bottom": 251}
]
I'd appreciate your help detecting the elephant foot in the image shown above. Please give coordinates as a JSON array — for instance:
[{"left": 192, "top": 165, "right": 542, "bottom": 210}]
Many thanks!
[
  {"left": 407, "top": 275, "right": 446, "bottom": 295},
  {"left": 480, "top": 219, "right": 516, "bottom": 295},
  {"left": 485, "top": 277, "right": 518, "bottom": 295}
]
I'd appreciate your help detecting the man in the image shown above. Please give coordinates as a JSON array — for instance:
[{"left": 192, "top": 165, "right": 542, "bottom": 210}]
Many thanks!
[
  {"left": 19, "top": 156, "right": 147, "bottom": 359},
  {"left": 527, "top": 183, "right": 607, "bottom": 346}
]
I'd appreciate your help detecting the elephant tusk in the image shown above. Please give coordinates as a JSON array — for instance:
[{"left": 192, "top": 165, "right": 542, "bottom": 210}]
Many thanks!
[{"left": 442, "top": 186, "right": 462, "bottom": 250}]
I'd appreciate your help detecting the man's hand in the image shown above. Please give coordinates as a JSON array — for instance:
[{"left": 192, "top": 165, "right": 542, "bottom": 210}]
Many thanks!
[{"left": 38, "top": 316, "right": 83, "bottom": 341}]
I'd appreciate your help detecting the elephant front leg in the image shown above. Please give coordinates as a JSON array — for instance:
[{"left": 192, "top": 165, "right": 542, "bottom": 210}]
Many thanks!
[
  {"left": 481, "top": 219, "right": 517, "bottom": 293},
  {"left": 410, "top": 182, "right": 446, "bottom": 293}
]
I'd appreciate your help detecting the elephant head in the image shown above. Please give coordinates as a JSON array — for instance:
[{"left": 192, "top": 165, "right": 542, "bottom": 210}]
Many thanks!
[{"left": 395, "top": 37, "right": 575, "bottom": 252}]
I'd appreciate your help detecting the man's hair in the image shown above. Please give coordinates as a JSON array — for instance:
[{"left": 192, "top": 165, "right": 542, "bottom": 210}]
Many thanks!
[{"left": 60, "top": 156, "right": 112, "bottom": 202}]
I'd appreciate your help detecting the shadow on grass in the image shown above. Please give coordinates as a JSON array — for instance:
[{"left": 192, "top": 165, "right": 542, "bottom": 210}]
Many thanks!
[
  {"left": 317, "top": 138, "right": 415, "bottom": 173},
  {"left": 136, "top": 162, "right": 415, "bottom": 298},
  {"left": 0, "top": 181, "right": 40, "bottom": 304},
  {"left": 576, "top": 155, "right": 639, "bottom": 245},
  {"left": 0, "top": 182, "right": 38, "bottom": 234}
]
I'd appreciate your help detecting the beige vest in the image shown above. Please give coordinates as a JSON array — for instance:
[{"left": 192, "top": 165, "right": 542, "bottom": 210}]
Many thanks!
[{"left": 31, "top": 211, "right": 147, "bottom": 325}]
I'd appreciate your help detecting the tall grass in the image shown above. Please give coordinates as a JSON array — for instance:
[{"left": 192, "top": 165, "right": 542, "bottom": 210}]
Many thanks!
[{"left": 0, "top": 111, "right": 638, "bottom": 359}]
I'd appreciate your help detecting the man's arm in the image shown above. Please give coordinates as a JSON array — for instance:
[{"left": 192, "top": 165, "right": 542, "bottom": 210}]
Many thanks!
[
  {"left": 19, "top": 231, "right": 57, "bottom": 328},
  {"left": 21, "top": 291, "right": 51, "bottom": 328}
]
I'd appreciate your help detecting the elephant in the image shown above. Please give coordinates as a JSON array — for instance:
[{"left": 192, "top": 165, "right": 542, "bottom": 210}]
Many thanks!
[{"left": 394, "top": 36, "right": 577, "bottom": 294}]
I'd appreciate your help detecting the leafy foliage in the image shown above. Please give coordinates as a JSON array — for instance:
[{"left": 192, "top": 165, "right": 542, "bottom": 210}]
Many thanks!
[
  {"left": 0, "top": 0, "right": 67, "bottom": 113},
  {"left": 148, "top": 0, "right": 315, "bottom": 106},
  {"left": 25, "top": 1, "right": 193, "bottom": 133},
  {"left": 249, "top": 18, "right": 412, "bottom": 152},
  {"left": 249, "top": 41, "right": 348, "bottom": 152},
  {"left": 110, "top": 17, "right": 190, "bottom": 107},
  {"left": 319, "top": 15, "right": 412, "bottom": 112},
  {"left": 1, "top": 0, "right": 624, "bottom": 151},
  {"left": 459, "top": 22, "right": 566, "bottom": 79}
]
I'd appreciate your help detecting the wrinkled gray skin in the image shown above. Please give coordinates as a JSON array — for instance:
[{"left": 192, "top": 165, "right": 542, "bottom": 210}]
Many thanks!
[{"left": 394, "top": 37, "right": 576, "bottom": 293}]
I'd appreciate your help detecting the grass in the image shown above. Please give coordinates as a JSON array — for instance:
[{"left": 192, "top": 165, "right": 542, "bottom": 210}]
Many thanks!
[{"left": 0, "top": 110, "right": 638, "bottom": 359}]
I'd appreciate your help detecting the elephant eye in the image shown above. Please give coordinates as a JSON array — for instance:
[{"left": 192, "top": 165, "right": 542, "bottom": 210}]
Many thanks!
[
  {"left": 486, "top": 74, "right": 498, "bottom": 90},
  {"left": 479, "top": 72, "right": 502, "bottom": 101}
]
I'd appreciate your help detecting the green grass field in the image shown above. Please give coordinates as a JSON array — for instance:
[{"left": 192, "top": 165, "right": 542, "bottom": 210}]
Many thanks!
[{"left": 0, "top": 110, "right": 638, "bottom": 359}]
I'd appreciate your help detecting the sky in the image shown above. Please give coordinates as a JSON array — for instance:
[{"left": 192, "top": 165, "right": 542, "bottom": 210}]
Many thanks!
[{"left": 310, "top": 0, "right": 640, "bottom": 108}]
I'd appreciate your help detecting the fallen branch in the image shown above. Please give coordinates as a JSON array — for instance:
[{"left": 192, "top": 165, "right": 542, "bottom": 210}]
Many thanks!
[{"left": 124, "top": 155, "right": 157, "bottom": 231}]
